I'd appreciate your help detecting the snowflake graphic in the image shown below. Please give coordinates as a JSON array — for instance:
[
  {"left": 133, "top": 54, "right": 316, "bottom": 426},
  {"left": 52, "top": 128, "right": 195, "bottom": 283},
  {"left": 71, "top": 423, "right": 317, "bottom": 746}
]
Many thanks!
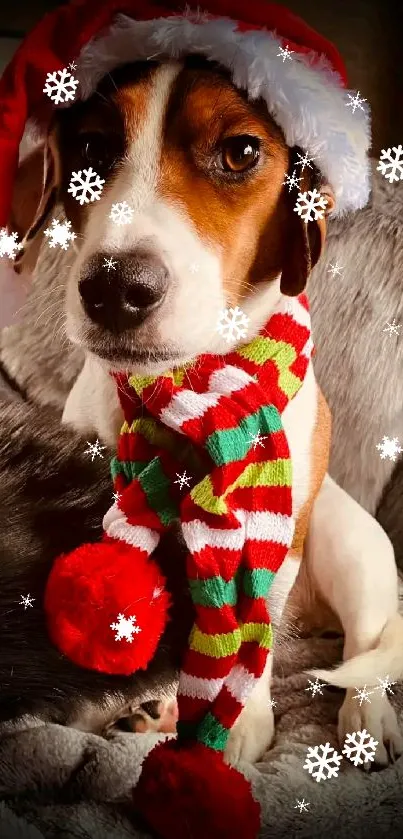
[
  {"left": 277, "top": 46, "right": 294, "bottom": 62},
  {"left": 68, "top": 61, "right": 77, "bottom": 71},
  {"left": 0, "top": 228, "right": 23, "bottom": 260},
  {"left": 248, "top": 430, "right": 267, "bottom": 450},
  {"left": 84, "top": 439, "right": 106, "bottom": 461},
  {"left": 345, "top": 91, "right": 367, "bottom": 114},
  {"left": 19, "top": 594, "right": 35, "bottom": 609},
  {"left": 217, "top": 306, "right": 250, "bottom": 343},
  {"left": 109, "top": 201, "right": 134, "bottom": 225},
  {"left": 342, "top": 729, "right": 378, "bottom": 767},
  {"left": 383, "top": 319, "right": 401, "bottom": 337},
  {"left": 328, "top": 261, "right": 344, "bottom": 278},
  {"left": 282, "top": 169, "right": 303, "bottom": 192},
  {"left": 305, "top": 677, "right": 326, "bottom": 698},
  {"left": 376, "top": 436, "right": 403, "bottom": 462},
  {"left": 352, "top": 685, "right": 373, "bottom": 706},
  {"left": 294, "top": 189, "right": 328, "bottom": 223},
  {"left": 174, "top": 470, "right": 192, "bottom": 490},
  {"left": 103, "top": 257, "right": 117, "bottom": 272},
  {"left": 377, "top": 146, "right": 403, "bottom": 184},
  {"left": 67, "top": 167, "right": 105, "bottom": 205},
  {"left": 152, "top": 585, "right": 164, "bottom": 599},
  {"left": 303, "top": 742, "right": 343, "bottom": 782},
  {"left": 43, "top": 68, "right": 79, "bottom": 104},
  {"left": 112, "top": 491, "right": 121, "bottom": 503},
  {"left": 268, "top": 698, "right": 277, "bottom": 709},
  {"left": 294, "top": 798, "right": 310, "bottom": 813},
  {"left": 375, "top": 675, "right": 396, "bottom": 697},
  {"left": 189, "top": 262, "right": 200, "bottom": 273},
  {"left": 44, "top": 218, "right": 77, "bottom": 251},
  {"left": 110, "top": 613, "right": 141, "bottom": 642},
  {"left": 295, "top": 151, "right": 316, "bottom": 172}
]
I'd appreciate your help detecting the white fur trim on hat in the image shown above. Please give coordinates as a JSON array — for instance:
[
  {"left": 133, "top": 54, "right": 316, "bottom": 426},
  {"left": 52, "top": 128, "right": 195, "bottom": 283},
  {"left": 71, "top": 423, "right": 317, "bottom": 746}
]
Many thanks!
[{"left": 74, "top": 12, "right": 371, "bottom": 215}]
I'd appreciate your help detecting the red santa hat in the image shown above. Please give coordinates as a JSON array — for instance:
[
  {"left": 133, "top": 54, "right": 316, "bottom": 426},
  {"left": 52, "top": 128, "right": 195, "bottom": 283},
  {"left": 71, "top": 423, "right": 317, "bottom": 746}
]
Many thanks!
[{"left": 0, "top": 0, "right": 370, "bottom": 231}]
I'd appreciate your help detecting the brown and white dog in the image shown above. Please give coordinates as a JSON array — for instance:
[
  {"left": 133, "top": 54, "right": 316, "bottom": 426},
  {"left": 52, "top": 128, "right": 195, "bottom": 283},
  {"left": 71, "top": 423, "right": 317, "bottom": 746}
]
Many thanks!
[{"left": 12, "top": 56, "right": 403, "bottom": 765}]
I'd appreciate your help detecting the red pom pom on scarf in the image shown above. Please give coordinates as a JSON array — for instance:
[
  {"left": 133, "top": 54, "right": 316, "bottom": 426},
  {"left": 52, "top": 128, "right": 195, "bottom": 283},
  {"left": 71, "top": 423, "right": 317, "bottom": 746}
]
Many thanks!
[{"left": 44, "top": 538, "right": 169, "bottom": 675}]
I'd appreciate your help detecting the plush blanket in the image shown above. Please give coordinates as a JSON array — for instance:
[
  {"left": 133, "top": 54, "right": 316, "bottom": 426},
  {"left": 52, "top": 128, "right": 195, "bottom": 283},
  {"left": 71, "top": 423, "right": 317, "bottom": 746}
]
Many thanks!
[{"left": 1, "top": 597, "right": 403, "bottom": 839}]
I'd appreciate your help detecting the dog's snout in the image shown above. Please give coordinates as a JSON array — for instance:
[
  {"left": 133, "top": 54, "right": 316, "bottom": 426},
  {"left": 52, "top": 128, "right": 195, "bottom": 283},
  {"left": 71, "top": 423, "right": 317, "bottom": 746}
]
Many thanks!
[{"left": 79, "top": 250, "right": 169, "bottom": 332}]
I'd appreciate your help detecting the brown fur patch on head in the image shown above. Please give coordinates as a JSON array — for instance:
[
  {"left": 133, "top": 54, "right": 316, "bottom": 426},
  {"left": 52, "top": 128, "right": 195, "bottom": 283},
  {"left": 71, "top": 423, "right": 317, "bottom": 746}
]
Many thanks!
[{"left": 159, "top": 57, "right": 291, "bottom": 304}]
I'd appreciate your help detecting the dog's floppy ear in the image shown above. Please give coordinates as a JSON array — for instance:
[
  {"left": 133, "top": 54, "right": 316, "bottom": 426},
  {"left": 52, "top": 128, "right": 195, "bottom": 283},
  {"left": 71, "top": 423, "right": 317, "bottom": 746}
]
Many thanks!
[
  {"left": 10, "top": 131, "right": 60, "bottom": 275},
  {"left": 280, "top": 152, "right": 335, "bottom": 296}
]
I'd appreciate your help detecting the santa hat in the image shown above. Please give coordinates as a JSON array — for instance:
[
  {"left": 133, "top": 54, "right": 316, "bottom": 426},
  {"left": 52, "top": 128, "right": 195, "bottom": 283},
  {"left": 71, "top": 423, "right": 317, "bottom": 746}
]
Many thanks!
[{"left": 0, "top": 0, "right": 370, "bottom": 232}]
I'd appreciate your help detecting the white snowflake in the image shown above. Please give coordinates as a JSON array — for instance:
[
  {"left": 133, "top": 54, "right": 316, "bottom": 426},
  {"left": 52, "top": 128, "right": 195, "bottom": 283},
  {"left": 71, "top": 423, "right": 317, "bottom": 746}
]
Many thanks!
[
  {"left": 277, "top": 46, "right": 294, "bottom": 62},
  {"left": 294, "top": 798, "right": 310, "bottom": 813},
  {"left": 303, "top": 742, "right": 343, "bottom": 782},
  {"left": 67, "top": 167, "right": 105, "bottom": 205},
  {"left": 84, "top": 439, "right": 106, "bottom": 461},
  {"left": 248, "top": 430, "right": 267, "bottom": 450},
  {"left": 377, "top": 146, "right": 403, "bottom": 184},
  {"left": 19, "top": 594, "right": 35, "bottom": 609},
  {"left": 345, "top": 91, "right": 367, "bottom": 114},
  {"left": 383, "top": 319, "right": 401, "bottom": 337},
  {"left": 112, "top": 491, "right": 121, "bottom": 503},
  {"left": 0, "top": 228, "right": 23, "bottom": 260},
  {"left": 342, "top": 728, "right": 378, "bottom": 767},
  {"left": 217, "top": 306, "right": 250, "bottom": 343},
  {"left": 305, "top": 677, "right": 326, "bottom": 698},
  {"left": 375, "top": 675, "right": 396, "bottom": 697},
  {"left": 282, "top": 169, "right": 303, "bottom": 192},
  {"left": 110, "top": 613, "right": 141, "bottom": 643},
  {"left": 68, "top": 61, "right": 77, "bottom": 71},
  {"left": 43, "top": 68, "right": 79, "bottom": 104},
  {"left": 294, "top": 189, "right": 328, "bottom": 223},
  {"left": 44, "top": 218, "right": 77, "bottom": 251},
  {"left": 268, "top": 698, "right": 277, "bottom": 709},
  {"left": 376, "top": 436, "right": 403, "bottom": 462},
  {"left": 109, "top": 201, "right": 134, "bottom": 226},
  {"left": 152, "top": 585, "right": 164, "bottom": 599},
  {"left": 189, "top": 262, "right": 200, "bottom": 273},
  {"left": 103, "top": 257, "right": 117, "bottom": 272},
  {"left": 174, "top": 470, "right": 192, "bottom": 490},
  {"left": 328, "top": 261, "right": 344, "bottom": 278},
  {"left": 295, "top": 151, "right": 316, "bottom": 172},
  {"left": 352, "top": 685, "right": 373, "bottom": 706}
]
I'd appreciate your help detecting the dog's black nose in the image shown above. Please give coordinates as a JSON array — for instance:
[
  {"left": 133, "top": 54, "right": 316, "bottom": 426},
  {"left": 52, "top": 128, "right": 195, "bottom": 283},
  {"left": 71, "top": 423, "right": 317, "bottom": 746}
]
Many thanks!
[{"left": 79, "top": 250, "right": 169, "bottom": 332}]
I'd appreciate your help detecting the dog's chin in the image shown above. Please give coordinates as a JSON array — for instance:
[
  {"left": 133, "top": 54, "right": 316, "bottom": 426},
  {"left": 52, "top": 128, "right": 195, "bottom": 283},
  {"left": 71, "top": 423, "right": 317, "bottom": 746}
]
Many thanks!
[{"left": 86, "top": 340, "right": 194, "bottom": 376}]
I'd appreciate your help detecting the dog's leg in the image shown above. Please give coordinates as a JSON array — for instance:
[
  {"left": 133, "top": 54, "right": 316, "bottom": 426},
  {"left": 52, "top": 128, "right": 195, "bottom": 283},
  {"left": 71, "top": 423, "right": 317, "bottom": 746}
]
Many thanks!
[
  {"left": 224, "top": 552, "right": 302, "bottom": 765},
  {"left": 305, "top": 473, "right": 403, "bottom": 764}
]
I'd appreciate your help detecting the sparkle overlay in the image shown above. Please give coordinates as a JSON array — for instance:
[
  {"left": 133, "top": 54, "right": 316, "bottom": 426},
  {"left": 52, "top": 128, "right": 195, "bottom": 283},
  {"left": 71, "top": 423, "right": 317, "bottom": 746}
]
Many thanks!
[
  {"left": 305, "top": 677, "right": 326, "bottom": 698},
  {"left": 248, "top": 430, "right": 267, "bottom": 450},
  {"left": 352, "top": 685, "right": 373, "bottom": 706},
  {"left": 103, "top": 257, "right": 117, "bottom": 271},
  {"left": 383, "top": 319, "right": 401, "bottom": 337},
  {"left": 44, "top": 218, "right": 77, "bottom": 250},
  {"left": 84, "top": 439, "right": 106, "bottom": 461},
  {"left": 110, "top": 613, "right": 142, "bottom": 642},
  {"left": 216, "top": 306, "right": 250, "bottom": 343},
  {"left": 376, "top": 436, "right": 403, "bottom": 462},
  {"left": 268, "top": 699, "right": 277, "bottom": 709},
  {"left": 375, "top": 675, "right": 396, "bottom": 697},
  {"left": 283, "top": 170, "right": 303, "bottom": 192},
  {"left": 43, "top": 68, "right": 79, "bottom": 104},
  {"left": 342, "top": 729, "right": 378, "bottom": 767},
  {"left": 68, "top": 167, "right": 105, "bottom": 205},
  {"left": 376, "top": 146, "right": 403, "bottom": 183},
  {"left": 328, "top": 262, "right": 344, "bottom": 278},
  {"left": 277, "top": 46, "right": 294, "bottom": 62},
  {"left": 174, "top": 470, "right": 192, "bottom": 490},
  {"left": 19, "top": 594, "right": 35, "bottom": 609},
  {"left": 294, "top": 798, "right": 310, "bottom": 813},
  {"left": 303, "top": 742, "right": 343, "bottom": 782},
  {"left": 345, "top": 91, "right": 367, "bottom": 114},
  {"left": 295, "top": 151, "right": 316, "bottom": 172}
]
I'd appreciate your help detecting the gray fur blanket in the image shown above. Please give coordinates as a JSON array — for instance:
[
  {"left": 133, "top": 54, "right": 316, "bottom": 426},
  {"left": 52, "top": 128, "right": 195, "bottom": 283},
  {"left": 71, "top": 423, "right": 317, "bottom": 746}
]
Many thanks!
[{"left": 1, "top": 163, "right": 403, "bottom": 838}]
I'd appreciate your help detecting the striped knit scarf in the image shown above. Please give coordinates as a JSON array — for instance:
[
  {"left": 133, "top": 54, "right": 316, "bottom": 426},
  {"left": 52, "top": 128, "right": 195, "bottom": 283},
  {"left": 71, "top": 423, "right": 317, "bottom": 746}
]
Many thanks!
[{"left": 105, "top": 293, "right": 312, "bottom": 757}]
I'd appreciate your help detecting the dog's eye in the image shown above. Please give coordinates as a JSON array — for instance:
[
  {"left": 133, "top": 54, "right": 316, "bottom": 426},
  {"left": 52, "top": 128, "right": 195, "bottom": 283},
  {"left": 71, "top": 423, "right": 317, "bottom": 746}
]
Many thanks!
[
  {"left": 220, "top": 135, "right": 261, "bottom": 173},
  {"left": 79, "top": 132, "right": 121, "bottom": 171}
]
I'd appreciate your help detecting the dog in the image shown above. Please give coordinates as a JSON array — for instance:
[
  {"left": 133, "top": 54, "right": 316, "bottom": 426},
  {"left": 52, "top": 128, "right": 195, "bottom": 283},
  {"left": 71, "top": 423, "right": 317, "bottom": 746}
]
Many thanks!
[{"left": 9, "top": 55, "right": 403, "bottom": 765}]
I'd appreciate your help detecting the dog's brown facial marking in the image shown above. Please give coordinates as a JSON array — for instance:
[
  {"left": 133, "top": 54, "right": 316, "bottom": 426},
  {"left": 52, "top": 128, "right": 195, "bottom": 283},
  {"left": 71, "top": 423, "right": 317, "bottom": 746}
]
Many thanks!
[
  {"left": 159, "top": 63, "right": 290, "bottom": 305},
  {"left": 12, "top": 58, "right": 334, "bottom": 372}
]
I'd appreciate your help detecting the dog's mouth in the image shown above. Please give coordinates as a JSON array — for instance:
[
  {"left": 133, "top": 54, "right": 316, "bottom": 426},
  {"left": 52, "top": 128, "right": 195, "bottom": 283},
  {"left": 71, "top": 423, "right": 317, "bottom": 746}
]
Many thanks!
[{"left": 85, "top": 337, "right": 190, "bottom": 371}]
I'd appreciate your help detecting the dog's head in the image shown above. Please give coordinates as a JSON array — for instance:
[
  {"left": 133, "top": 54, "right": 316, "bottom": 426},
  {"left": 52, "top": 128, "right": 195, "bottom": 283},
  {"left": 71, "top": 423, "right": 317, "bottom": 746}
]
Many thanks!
[{"left": 11, "top": 56, "right": 334, "bottom": 374}]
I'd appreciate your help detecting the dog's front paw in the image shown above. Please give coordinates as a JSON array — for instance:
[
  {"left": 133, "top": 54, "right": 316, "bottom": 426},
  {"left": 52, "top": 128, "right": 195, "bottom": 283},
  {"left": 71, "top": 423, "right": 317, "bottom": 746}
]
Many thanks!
[
  {"left": 224, "top": 701, "right": 275, "bottom": 765},
  {"left": 338, "top": 688, "right": 403, "bottom": 767}
]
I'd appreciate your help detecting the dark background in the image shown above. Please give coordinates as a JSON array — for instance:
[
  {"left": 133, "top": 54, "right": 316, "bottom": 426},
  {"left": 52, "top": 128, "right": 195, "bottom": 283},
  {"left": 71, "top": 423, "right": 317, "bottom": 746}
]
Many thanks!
[{"left": 0, "top": 0, "right": 402, "bottom": 157}]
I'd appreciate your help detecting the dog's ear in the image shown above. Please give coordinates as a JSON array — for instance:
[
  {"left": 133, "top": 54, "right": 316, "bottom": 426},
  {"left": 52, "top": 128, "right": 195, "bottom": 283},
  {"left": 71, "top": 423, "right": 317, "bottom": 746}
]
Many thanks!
[
  {"left": 10, "top": 131, "right": 60, "bottom": 275},
  {"left": 280, "top": 155, "right": 335, "bottom": 297}
]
